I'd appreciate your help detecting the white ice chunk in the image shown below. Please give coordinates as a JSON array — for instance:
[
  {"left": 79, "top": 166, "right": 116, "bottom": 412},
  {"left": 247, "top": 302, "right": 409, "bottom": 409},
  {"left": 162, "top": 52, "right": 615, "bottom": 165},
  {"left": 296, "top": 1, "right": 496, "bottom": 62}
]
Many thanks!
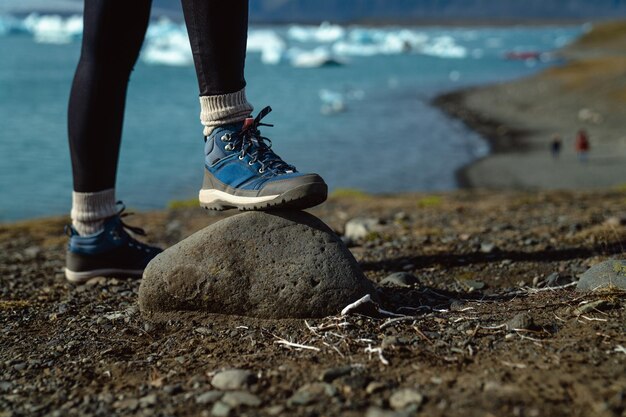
[
  {"left": 247, "top": 29, "right": 286, "bottom": 65},
  {"left": 333, "top": 28, "right": 428, "bottom": 56},
  {"left": 24, "top": 13, "right": 83, "bottom": 44},
  {"left": 287, "top": 21, "right": 345, "bottom": 43},
  {"left": 288, "top": 46, "right": 344, "bottom": 68},
  {"left": 247, "top": 29, "right": 285, "bottom": 52},
  {"left": 319, "top": 89, "right": 346, "bottom": 115},
  {"left": 421, "top": 36, "right": 467, "bottom": 59},
  {"left": 142, "top": 30, "right": 193, "bottom": 66},
  {"left": 63, "top": 15, "right": 83, "bottom": 37},
  {"left": 332, "top": 41, "right": 383, "bottom": 56},
  {"left": 145, "top": 17, "right": 183, "bottom": 41}
]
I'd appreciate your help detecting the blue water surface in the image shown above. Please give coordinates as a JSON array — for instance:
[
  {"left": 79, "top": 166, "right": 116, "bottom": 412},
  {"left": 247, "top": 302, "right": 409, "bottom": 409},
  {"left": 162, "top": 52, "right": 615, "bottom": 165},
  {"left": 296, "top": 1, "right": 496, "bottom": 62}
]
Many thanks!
[{"left": 0, "top": 20, "right": 583, "bottom": 221}]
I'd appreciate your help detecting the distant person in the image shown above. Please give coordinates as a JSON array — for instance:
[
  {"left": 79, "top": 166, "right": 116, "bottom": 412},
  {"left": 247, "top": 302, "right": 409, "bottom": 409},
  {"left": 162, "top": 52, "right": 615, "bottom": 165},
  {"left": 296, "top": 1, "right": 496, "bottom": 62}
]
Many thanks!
[
  {"left": 550, "top": 133, "right": 562, "bottom": 159},
  {"left": 575, "top": 129, "right": 590, "bottom": 163},
  {"left": 65, "top": 1, "right": 327, "bottom": 283}
]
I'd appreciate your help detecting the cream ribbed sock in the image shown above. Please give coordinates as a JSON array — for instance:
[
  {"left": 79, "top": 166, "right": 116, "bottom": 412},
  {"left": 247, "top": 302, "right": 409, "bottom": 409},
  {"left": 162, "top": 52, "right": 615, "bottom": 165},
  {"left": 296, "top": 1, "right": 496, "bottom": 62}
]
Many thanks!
[
  {"left": 199, "top": 87, "right": 253, "bottom": 136},
  {"left": 71, "top": 188, "right": 118, "bottom": 236}
]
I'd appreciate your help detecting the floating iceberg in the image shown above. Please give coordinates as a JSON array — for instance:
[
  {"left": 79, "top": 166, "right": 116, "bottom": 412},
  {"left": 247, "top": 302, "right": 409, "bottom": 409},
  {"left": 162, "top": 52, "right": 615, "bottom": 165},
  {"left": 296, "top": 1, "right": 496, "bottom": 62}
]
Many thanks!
[
  {"left": 421, "top": 36, "right": 467, "bottom": 59},
  {"left": 383, "top": 29, "right": 429, "bottom": 52},
  {"left": 247, "top": 29, "right": 286, "bottom": 65},
  {"left": 332, "top": 41, "right": 384, "bottom": 57},
  {"left": 287, "top": 47, "right": 345, "bottom": 68},
  {"left": 23, "top": 13, "right": 83, "bottom": 44},
  {"left": 288, "top": 22, "right": 345, "bottom": 43},
  {"left": 142, "top": 17, "right": 193, "bottom": 66},
  {"left": 332, "top": 28, "right": 421, "bottom": 56},
  {"left": 145, "top": 17, "right": 183, "bottom": 41},
  {"left": 319, "top": 89, "right": 346, "bottom": 115},
  {"left": 0, "top": 15, "right": 579, "bottom": 68},
  {"left": 142, "top": 45, "right": 192, "bottom": 67},
  {"left": 318, "top": 87, "right": 365, "bottom": 115},
  {"left": 142, "top": 30, "right": 193, "bottom": 66}
]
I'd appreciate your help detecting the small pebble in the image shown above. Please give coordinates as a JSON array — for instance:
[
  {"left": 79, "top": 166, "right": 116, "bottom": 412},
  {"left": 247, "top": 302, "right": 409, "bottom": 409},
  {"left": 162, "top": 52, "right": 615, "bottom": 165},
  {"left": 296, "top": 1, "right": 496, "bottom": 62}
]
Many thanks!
[
  {"left": 196, "top": 391, "right": 223, "bottom": 405},
  {"left": 604, "top": 216, "right": 626, "bottom": 227},
  {"left": 380, "top": 272, "right": 419, "bottom": 288},
  {"left": 505, "top": 313, "right": 535, "bottom": 331},
  {"left": 287, "top": 382, "right": 335, "bottom": 406},
  {"left": 319, "top": 365, "right": 354, "bottom": 382},
  {"left": 23, "top": 246, "right": 42, "bottom": 258},
  {"left": 221, "top": 391, "right": 261, "bottom": 407},
  {"left": 366, "top": 381, "right": 387, "bottom": 394},
  {"left": 389, "top": 388, "right": 424, "bottom": 410},
  {"left": 195, "top": 327, "right": 212, "bottom": 335},
  {"left": 211, "top": 369, "right": 256, "bottom": 391},
  {"left": 139, "top": 394, "right": 157, "bottom": 408},
  {"left": 577, "top": 260, "right": 626, "bottom": 291},
  {"left": 163, "top": 384, "right": 182, "bottom": 395},
  {"left": 574, "top": 300, "right": 608, "bottom": 316},
  {"left": 480, "top": 242, "right": 497, "bottom": 253},
  {"left": 545, "top": 272, "right": 560, "bottom": 287},
  {"left": 464, "top": 280, "right": 485, "bottom": 290},
  {"left": 344, "top": 217, "right": 382, "bottom": 241},
  {"left": 366, "top": 407, "right": 404, "bottom": 417},
  {"left": 394, "top": 211, "right": 409, "bottom": 221},
  {"left": 211, "top": 401, "right": 231, "bottom": 417},
  {"left": 265, "top": 405, "right": 285, "bottom": 415}
]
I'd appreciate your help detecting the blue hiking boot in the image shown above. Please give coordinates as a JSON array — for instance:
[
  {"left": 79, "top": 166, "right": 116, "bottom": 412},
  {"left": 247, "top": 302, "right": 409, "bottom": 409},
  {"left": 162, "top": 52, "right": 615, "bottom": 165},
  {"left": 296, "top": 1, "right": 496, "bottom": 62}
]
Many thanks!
[
  {"left": 199, "top": 106, "right": 328, "bottom": 211},
  {"left": 64, "top": 205, "right": 162, "bottom": 283}
]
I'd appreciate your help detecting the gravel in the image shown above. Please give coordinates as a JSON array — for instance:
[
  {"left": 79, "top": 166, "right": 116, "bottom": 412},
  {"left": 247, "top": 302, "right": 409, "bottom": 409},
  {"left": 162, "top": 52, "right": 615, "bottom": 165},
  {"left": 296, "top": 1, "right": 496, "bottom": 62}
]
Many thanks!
[
  {"left": 2, "top": 189, "right": 625, "bottom": 417},
  {"left": 211, "top": 370, "right": 256, "bottom": 391}
]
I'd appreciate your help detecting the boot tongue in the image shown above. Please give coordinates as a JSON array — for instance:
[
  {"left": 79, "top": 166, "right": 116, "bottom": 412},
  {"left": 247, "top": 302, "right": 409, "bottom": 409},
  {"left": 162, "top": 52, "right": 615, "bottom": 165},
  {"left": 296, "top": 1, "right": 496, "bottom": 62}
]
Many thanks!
[{"left": 241, "top": 117, "right": 254, "bottom": 131}]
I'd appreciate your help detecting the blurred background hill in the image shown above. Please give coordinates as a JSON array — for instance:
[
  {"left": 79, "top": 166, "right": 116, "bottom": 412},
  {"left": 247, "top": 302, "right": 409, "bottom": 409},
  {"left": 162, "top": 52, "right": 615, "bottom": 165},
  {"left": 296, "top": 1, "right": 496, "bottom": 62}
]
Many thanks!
[{"left": 2, "top": 0, "right": 626, "bottom": 22}]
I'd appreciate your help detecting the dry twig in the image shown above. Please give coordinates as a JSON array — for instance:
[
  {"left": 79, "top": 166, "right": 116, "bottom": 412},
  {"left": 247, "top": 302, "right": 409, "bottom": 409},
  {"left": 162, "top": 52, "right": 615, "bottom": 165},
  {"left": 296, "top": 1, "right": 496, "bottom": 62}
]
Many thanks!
[
  {"left": 379, "top": 316, "right": 418, "bottom": 329},
  {"left": 274, "top": 338, "right": 320, "bottom": 352},
  {"left": 364, "top": 345, "right": 389, "bottom": 366}
]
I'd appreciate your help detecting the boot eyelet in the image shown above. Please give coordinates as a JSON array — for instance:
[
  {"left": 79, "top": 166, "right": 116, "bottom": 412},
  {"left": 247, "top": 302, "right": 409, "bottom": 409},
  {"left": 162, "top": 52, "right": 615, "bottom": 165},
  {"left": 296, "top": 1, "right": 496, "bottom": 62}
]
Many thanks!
[
  {"left": 258, "top": 168, "right": 265, "bottom": 174},
  {"left": 248, "top": 161, "right": 254, "bottom": 165},
  {"left": 238, "top": 155, "right": 244, "bottom": 160}
]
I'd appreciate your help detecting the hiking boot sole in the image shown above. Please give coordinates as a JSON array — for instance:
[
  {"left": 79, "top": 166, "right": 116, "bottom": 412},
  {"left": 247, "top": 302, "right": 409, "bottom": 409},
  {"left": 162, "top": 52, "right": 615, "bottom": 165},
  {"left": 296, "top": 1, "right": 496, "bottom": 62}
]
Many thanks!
[
  {"left": 199, "top": 182, "right": 327, "bottom": 211},
  {"left": 64, "top": 267, "right": 144, "bottom": 284}
]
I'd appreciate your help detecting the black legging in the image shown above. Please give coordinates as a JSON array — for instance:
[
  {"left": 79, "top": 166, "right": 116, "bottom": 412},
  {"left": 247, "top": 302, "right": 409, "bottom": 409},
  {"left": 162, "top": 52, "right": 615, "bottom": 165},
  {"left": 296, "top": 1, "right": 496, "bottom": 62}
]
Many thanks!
[{"left": 68, "top": 0, "right": 249, "bottom": 192}]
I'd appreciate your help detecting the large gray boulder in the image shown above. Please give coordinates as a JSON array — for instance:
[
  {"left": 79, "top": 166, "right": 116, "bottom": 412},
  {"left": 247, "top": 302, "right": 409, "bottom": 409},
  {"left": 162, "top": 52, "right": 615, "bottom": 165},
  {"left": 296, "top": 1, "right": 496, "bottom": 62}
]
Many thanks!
[
  {"left": 576, "top": 259, "right": 626, "bottom": 291},
  {"left": 139, "top": 211, "right": 377, "bottom": 319}
]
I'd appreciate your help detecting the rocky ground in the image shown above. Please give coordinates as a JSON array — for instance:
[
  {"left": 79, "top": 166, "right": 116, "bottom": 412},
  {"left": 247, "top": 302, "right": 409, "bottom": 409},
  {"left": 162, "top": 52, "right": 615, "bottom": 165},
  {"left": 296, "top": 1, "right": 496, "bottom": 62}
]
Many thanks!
[{"left": 1, "top": 190, "right": 626, "bottom": 417}]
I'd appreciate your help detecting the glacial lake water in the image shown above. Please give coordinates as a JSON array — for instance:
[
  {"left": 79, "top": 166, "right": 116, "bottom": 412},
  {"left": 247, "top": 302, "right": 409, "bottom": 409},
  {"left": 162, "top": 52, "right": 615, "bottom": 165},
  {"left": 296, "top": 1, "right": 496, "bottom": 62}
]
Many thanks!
[{"left": 0, "top": 17, "right": 584, "bottom": 220}]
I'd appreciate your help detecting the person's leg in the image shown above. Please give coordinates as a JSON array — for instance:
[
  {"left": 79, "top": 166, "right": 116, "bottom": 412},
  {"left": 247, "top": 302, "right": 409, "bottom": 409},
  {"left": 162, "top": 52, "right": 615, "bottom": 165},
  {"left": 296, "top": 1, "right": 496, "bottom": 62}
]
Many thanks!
[
  {"left": 65, "top": 0, "right": 161, "bottom": 283},
  {"left": 181, "top": 1, "right": 327, "bottom": 210},
  {"left": 68, "top": 0, "right": 152, "bottom": 235},
  {"left": 180, "top": 0, "right": 253, "bottom": 134}
]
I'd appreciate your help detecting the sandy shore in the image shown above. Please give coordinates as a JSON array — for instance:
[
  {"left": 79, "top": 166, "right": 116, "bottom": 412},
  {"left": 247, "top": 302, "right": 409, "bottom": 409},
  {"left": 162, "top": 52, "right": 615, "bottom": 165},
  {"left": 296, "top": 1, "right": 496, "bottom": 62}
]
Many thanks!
[{"left": 435, "top": 21, "right": 626, "bottom": 190}]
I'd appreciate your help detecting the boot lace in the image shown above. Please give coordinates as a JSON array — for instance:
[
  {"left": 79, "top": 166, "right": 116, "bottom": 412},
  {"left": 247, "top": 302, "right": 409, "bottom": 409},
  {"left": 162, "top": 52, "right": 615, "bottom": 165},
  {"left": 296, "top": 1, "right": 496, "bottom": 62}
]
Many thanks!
[{"left": 221, "top": 106, "right": 296, "bottom": 175}]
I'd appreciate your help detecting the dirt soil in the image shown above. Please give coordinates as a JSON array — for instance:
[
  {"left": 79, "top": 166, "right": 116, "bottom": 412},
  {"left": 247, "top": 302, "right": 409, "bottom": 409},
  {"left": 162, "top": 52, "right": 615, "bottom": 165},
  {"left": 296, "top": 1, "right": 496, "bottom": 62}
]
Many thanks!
[{"left": 1, "top": 190, "right": 625, "bottom": 417}]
